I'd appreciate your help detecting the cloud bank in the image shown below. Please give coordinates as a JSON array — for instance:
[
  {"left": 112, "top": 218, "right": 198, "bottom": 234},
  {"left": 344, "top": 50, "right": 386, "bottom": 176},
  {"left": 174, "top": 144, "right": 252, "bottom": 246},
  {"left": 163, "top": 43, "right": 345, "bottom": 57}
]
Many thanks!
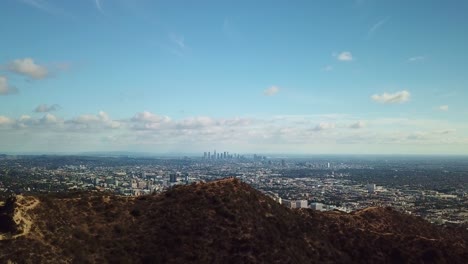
[
  {"left": 0, "top": 110, "right": 466, "bottom": 154},
  {"left": 349, "top": 121, "right": 366, "bottom": 129}
]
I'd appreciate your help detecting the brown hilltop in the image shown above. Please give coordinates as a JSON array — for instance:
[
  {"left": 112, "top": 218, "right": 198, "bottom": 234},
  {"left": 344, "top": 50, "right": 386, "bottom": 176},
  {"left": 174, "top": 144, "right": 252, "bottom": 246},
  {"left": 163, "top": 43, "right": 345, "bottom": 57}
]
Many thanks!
[{"left": 0, "top": 178, "right": 466, "bottom": 263}]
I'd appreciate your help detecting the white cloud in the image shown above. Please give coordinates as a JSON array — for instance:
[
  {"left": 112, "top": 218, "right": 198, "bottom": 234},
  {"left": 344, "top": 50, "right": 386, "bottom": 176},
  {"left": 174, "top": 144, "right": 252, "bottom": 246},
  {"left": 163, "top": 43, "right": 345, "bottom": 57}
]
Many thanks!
[
  {"left": 10, "top": 112, "right": 122, "bottom": 131},
  {"left": 15, "top": 115, "right": 34, "bottom": 129},
  {"left": 368, "top": 17, "right": 390, "bottom": 37},
  {"left": 0, "top": 76, "right": 18, "bottom": 95},
  {"left": 434, "top": 129, "right": 456, "bottom": 135},
  {"left": 2, "top": 111, "right": 468, "bottom": 153},
  {"left": 407, "top": 132, "right": 428, "bottom": 140},
  {"left": 132, "top": 111, "right": 171, "bottom": 123},
  {"left": 131, "top": 111, "right": 172, "bottom": 130},
  {"left": 312, "top": 122, "right": 335, "bottom": 131},
  {"left": 438, "top": 105, "right": 449, "bottom": 111},
  {"left": 71, "top": 114, "right": 100, "bottom": 124},
  {"left": 0, "top": 116, "right": 14, "bottom": 126},
  {"left": 349, "top": 121, "right": 366, "bottom": 129},
  {"left": 176, "top": 117, "right": 215, "bottom": 129},
  {"left": 69, "top": 111, "right": 120, "bottom": 129},
  {"left": 371, "top": 90, "right": 411, "bottom": 104},
  {"left": 95, "top": 0, "right": 102, "bottom": 11},
  {"left": 130, "top": 112, "right": 254, "bottom": 133},
  {"left": 34, "top": 104, "right": 61, "bottom": 113},
  {"left": 408, "top": 56, "right": 425, "bottom": 62},
  {"left": 263, "top": 86, "right": 280, "bottom": 96},
  {"left": 15, "top": 113, "right": 63, "bottom": 129},
  {"left": 8, "top": 58, "right": 48, "bottom": 79},
  {"left": 323, "top": 65, "right": 333, "bottom": 71},
  {"left": 335, "top": 51, "right": 353, "bottom": 61},
  {"left": 40, "top": 113, "right": 59, "bottom": 125},
  {"left": 220, "top": 117, "right": 252, "bottom": 127},
  {"left": 169, "top": 33, "right": 185, "bottom": 49}
]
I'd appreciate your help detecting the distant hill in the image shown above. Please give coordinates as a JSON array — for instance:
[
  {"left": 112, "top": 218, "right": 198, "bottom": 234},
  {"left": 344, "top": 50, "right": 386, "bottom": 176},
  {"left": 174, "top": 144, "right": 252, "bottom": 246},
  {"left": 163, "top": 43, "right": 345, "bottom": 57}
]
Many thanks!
[{"left": 0, "top": 178, "right": 466, "bottom": 263}]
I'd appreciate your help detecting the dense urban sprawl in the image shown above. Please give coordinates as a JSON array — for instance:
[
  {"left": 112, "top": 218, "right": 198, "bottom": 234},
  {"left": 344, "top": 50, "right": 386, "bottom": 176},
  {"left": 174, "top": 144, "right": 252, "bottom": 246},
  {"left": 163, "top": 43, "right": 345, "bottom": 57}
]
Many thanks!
[{"left": 0, "top": 153, "right": 466, "bottom": 227}]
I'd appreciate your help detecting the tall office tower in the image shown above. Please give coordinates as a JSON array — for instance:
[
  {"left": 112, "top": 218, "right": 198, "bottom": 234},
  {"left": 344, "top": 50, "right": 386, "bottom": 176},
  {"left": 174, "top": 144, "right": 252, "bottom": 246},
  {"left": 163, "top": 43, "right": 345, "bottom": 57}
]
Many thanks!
[
  {"left": 214, "top": 150, "right": 217, "bottom": 159},
  {"left": 281, "top": 159, "right": 286, "bottom": 167},
  {"left": 224, "top": 152, "right": 227, "bottom": 159},
  {"left": 327, "top": 162, "right": 330, "bottom": 168},
  {"left": 170, "top": 173, "right": 177, "bottom": 183},
  {"left": 208, "top": 152, "right": 211, "bottom": 159},
  {"left": 367, "top": 184, "right": 376, "bottom": 193},
  {"left": 217, "top": 153, "right": 220, "bottom": 159},
  {"left": 204, "top": 152, "right": 207, "bottom": 159}
]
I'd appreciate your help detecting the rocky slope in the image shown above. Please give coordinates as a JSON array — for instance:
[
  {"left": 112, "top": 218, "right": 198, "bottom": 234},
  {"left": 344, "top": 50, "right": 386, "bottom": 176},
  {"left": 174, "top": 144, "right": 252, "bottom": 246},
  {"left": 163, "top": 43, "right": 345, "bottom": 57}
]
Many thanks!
[{"left": 0, "top": 178, "right": 466, "bottom": 263}]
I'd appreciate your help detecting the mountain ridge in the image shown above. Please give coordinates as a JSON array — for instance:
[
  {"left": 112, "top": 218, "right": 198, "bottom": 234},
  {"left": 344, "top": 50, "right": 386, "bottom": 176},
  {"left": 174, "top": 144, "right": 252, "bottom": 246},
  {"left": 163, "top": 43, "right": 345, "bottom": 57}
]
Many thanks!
[{"left": 0, "top": 178, "right": 466, "bottom": 263}]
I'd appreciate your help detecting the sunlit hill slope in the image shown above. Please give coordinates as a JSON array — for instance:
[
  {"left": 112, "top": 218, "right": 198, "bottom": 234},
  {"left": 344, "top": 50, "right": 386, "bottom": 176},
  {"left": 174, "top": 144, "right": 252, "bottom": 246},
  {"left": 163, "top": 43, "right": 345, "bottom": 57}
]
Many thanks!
[{"left": 0, "top": 178, "right": 466, "bottom": 263}]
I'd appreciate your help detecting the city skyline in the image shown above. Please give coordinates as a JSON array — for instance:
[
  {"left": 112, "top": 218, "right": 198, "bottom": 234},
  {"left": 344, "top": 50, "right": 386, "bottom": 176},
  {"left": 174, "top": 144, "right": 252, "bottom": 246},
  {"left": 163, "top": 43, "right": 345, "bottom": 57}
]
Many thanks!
[{"left": 1, "top": 0, "right": 468, "bottom": 154}]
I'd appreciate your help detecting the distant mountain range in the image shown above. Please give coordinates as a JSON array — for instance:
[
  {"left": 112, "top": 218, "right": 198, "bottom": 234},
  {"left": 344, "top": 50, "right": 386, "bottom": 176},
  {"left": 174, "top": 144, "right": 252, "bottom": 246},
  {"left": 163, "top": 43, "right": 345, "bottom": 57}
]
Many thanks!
[{"left": 0, "top": 178, "right": 466, "bottom": 263}]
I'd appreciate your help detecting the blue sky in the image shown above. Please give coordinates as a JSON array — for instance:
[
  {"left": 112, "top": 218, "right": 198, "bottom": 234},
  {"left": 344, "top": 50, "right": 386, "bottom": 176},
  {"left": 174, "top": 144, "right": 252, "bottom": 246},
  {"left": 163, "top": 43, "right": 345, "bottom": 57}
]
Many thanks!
[{"left": 1, "top": 0, "right": 468, "bottom": 154}]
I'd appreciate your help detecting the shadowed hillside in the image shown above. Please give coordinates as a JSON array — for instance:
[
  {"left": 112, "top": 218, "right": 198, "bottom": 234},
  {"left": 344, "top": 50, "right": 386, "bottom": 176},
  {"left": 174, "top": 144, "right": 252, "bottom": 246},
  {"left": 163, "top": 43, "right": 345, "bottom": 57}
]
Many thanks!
[{"left": 0, "top": 178, "right": 466, "bottom": 263}]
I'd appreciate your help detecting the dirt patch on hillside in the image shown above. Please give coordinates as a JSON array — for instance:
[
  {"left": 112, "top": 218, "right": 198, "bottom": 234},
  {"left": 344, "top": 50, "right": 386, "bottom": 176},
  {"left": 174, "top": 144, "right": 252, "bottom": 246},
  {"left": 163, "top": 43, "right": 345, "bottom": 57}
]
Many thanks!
[{"left": 0, "top": 195, "right": 40, "bottom": 240}]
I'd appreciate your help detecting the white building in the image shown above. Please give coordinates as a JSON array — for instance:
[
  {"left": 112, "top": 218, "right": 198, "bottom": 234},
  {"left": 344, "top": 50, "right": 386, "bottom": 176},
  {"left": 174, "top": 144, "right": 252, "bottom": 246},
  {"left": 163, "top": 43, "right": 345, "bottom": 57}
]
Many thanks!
[
  {"left": 296, "top": 200, "right": 308, "bottom": 208},
  {"left": 265, "top": 191, "right": 282, "bottom": 204},
  {"left": 310, "top": 202, "right": 323, "bottom": 211},
  {"left": 283, "top": 199, "right": 308, "bottom": 209}
]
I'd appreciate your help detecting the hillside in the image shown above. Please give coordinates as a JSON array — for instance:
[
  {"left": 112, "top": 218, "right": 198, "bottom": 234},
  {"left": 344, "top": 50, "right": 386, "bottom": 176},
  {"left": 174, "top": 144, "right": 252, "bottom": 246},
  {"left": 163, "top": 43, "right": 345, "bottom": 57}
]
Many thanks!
[{"left": 0, "top": 178, "right": 467, "bottom": 263}]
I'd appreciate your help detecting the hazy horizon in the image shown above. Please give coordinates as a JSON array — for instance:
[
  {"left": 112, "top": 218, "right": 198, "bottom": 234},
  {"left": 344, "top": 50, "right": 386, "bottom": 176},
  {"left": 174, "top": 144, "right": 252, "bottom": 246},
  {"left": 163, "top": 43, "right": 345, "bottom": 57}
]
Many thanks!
[
  {"left": 2, "top": 151, "right": 468, "bottom": 159},
  {"left": 1, "top": 0, "right": 468, "bottom": 154}
]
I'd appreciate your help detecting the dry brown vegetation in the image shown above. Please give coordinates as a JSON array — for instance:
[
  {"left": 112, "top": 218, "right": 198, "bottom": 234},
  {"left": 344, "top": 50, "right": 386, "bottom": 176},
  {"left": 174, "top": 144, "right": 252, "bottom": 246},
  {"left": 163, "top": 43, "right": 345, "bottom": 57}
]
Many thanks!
[{"left": 0, "top": 178, "right": 467, "bottom": 263}]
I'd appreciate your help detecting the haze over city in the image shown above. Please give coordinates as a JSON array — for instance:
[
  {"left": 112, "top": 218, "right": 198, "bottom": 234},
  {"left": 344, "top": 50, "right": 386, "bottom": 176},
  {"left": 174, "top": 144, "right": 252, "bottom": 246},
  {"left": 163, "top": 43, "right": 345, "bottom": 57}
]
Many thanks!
[{"left": 1, "top": 0, "right": 468, "bottom": 154}]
